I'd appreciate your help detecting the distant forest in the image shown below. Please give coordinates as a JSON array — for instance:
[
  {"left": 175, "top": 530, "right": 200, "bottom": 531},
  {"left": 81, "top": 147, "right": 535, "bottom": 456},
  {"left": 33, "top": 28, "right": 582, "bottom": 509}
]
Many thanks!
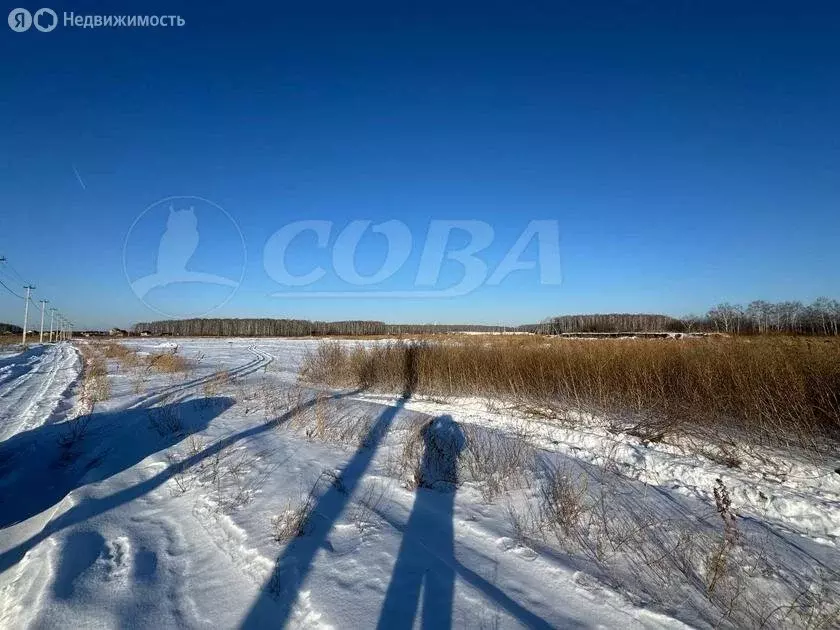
[
  {"left": 132, "top": 298, "right": 840, "bottom": 337},
  {"left": 132, "top": 319, "right": 510, "bottom": 337},
  {"left": 0, "top": 323, "right": 22, "bottom": 335}
]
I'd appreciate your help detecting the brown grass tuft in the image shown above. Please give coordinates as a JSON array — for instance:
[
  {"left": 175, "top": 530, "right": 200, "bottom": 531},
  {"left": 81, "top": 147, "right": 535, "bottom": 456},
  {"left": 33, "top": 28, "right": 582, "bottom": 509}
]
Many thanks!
[{"left": 147, "top": 352, "right": 189, "bottom": 373}]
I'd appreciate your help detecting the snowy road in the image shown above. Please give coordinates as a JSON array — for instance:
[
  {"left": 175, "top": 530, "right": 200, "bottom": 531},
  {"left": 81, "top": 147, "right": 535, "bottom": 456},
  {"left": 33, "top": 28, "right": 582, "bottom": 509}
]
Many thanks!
[
  {"left": 0, "top": 339, "right": 837, "bottom": 629},
  {"left": 0, "top": 344, "right": 81, "bottom": 442}
]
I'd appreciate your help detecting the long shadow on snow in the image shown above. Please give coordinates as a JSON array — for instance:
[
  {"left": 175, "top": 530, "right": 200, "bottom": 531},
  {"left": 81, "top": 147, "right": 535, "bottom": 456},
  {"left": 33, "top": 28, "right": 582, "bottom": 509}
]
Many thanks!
[
  {"left": 376, "top": 414, "right": 464, "bottom": 629},
  {"left": 375, "top": 416, "right": 559, "bottom": 630},
  {"left": 0, "top": 397, "right": 235, "bottom": 529},
  {"left": 241, "top": 395, "right": 407, "bottom": 628},
  {"left": 242, "top": 345, "right": 423, "bottom": 628},
  {"left": 0, "top": 389, "right": 360, "bottom": 576}
]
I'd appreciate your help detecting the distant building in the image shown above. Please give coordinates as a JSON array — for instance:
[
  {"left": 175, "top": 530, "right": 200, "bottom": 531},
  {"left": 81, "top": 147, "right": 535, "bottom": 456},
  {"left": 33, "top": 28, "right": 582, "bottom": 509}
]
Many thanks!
[{"left": 109, "top": 328, "right": 128, "bottom": 337}]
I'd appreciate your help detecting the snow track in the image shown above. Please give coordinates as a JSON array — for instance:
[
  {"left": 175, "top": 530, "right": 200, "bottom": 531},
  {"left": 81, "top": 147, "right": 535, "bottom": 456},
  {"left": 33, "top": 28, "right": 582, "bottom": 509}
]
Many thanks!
[
  {"left": 0, "top": 344, "right": 81, "bottom": 441},
  {"left": 125, "top": 345, "right": 272, "bottom": 411}
]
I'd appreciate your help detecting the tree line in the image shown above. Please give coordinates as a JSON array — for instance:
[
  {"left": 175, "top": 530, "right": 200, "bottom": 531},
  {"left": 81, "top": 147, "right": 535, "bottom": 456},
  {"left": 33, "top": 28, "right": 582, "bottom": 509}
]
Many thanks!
[
  {"left": 529, "top": 299, "right": 840, "bottom": 335},
  {"left": 131, "top": 297, "right": 840, "bottom": 338},
  {"left": 132, "top": 318, "right": 511, "bottom": 337},
  {"left": 690, "top": 298, "right": 840, "bottom": 335},
  {"left": 525, "top": 314, "right": 684, "bottom": 334}
]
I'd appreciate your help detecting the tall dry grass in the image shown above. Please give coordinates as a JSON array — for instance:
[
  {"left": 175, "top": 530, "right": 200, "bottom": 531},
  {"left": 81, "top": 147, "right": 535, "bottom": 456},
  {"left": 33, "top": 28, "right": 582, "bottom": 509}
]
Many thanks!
[
  {"left": 301, "top": 336, "right": 840, "bottom": 449},
  {"left": 77, "top": 343, "right": 111, "bottom": 411},
  {"left": 101, "top": 342, "right": 189, "bottom": 374}
]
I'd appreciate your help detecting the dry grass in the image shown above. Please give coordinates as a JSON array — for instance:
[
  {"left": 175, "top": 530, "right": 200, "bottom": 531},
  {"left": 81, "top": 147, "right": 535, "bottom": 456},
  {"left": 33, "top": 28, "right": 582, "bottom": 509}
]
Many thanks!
[
  {"left": 302, "top": 336, "right": 840, "bottom": 450},
  {"left": 146, "top": 351, "right": 189, "bottom": 374},
  {"left": 96, "top": 341, "right": 191, "bottom": 376},
  {"left": 505, "top": 463, "right": 840, "bottom": 629},
  {"left": 281, "top": 394, "right": 380, "bottom": 448},
  {"left": 77, "top": 343, "right": 111, "bottom": 412},
  {"left": 202, "top": 370, "right": 230, "bottom": 396},
  {"left": 271, "top": 476, "right": 324, "bottom": 542},
  {"left": 103, "top": 342, "right": 134, "bottom": 360},
  {"left": 458, "top": 424, "right": 536, "bottom": 501}
]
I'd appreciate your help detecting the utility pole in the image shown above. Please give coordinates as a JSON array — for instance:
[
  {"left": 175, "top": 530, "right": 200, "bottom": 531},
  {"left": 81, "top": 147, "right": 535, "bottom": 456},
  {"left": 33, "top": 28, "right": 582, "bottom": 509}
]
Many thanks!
[
  {"left": 39, "top": 300, "right": 49, "bottom": 343},
  {"left": 49, "top": 308, "right": 56, "bottom": 342},
  {"left": 22, "top": 285, "right": 35, "bottom": 344}
]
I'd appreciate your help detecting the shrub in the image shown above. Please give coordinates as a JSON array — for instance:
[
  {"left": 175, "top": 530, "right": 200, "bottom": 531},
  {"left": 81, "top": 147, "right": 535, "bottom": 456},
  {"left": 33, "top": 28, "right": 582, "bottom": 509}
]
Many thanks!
[
  {"left": 147, "top": 352, "right": 189, "bottom": 374},
  {"left": 271, "top": 489, "right": 317, "bottom": 542}
]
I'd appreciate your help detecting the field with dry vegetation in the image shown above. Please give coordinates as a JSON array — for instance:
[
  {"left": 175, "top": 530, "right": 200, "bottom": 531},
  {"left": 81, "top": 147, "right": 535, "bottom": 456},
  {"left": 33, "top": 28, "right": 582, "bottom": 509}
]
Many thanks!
[
  {"left": 302, "top": 335, "right": 840, "bottom": 452},
  {"left": 2, "top": 337, "right": 837, "bottom": 629}
]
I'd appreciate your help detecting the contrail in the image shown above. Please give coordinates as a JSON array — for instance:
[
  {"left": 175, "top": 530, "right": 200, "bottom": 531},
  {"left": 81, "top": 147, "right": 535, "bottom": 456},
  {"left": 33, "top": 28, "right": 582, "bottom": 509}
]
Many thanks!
[{"left": 72, "top": 164, "right": 86, "bottom": 190}]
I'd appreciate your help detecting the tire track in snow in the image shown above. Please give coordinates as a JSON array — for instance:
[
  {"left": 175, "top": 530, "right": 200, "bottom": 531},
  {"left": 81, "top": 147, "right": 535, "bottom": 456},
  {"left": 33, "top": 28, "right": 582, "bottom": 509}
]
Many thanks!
[
  {"left": 126, "top": 346, "right": 272, "bottom": 411},
  {"left": 0, "top": 344, "right": 81, "bottom": 441},
  {"left": 15, "top": 345, "right": 80, "bottom": 434}
]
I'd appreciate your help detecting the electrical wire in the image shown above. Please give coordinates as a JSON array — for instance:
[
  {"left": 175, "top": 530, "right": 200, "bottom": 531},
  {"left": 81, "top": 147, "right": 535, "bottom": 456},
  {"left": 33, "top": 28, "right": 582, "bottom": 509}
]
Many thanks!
[
  {"left": 0, "top": 278, "right": 25, "bottom": 300},
  {"left": 3, "top": 262, "right": 29, "bottom": 286},
  {"left": 0, "top": 259, "right": 73, "bottom": 330}
]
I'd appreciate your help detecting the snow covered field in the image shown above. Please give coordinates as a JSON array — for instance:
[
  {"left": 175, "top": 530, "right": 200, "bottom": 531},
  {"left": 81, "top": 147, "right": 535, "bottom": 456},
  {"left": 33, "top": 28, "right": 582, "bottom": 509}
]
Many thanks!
[{"left": 0, "top": 338, "right": 838, "bottom": 629}]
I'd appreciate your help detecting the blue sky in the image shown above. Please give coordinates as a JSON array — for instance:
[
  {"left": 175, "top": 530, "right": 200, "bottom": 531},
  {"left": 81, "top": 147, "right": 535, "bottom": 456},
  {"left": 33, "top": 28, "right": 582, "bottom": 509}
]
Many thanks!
[{"left": 1, "top": 1, "right": 839, "bottom": 329}]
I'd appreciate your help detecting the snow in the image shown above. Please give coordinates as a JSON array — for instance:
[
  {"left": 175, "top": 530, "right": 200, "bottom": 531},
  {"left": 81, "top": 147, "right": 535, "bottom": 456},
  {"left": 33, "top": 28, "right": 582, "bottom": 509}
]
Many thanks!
[{"left": 0, "top": 338, "right": 837, "bottom": 629}]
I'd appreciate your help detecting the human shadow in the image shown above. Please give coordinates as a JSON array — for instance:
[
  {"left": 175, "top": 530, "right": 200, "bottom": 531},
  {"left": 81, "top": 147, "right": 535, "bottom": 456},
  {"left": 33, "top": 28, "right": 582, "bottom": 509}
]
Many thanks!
[
  {"left": 241, "top": 395, "right": 407, "bottom": 629},
  {"left": 376, "top": 415, "right": 464, "bottom": 629},
  {"left": 241, "top": 344, "right": 424, "bottom": 628},
  {"left": 371, "top": 505, "right": 560, "bottom": 630}
]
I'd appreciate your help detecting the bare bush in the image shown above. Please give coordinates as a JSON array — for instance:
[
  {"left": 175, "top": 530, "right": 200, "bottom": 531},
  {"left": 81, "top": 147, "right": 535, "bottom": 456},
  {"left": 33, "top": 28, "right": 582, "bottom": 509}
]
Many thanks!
[
  {"left": 271, "top": 482, "right": 318, "bottom": 542},
  {"left": 103, "top": 342, "right": 139, "bottom": 366},
  {"left": 538, "top": 462, "right": 590, "bottom": 545},
  {"left": 77, "top": 344, "right": 111, "bottom": 412},
  {"left": 280, "top": 393, "right": 379, "bottom": 449},
  {"left": 166, "top": 451, "right": 195, "bottom": 495},
  {"left": 400, "top": 422, "right": 428, "bottom": 490},
  {"left": 202, "top": 370, "right": 230, "bottom": 397},
  {"left": 299, "top": 341, "right": 349, "bottom": 385},
  {"left": 166, "top": 437, "right": 273, "bottom": 510},
  {"left": 347, "top": 478, "right": 392, "bottom": 533},
  {"left": 149, "top": 403, "right": 183, "bottom": 436},
  {"left": 706, "top": 478, "right": 739, "bottom": 594},
  {"left": 459, "top": 425, "right": 536, "bottom": 501},
  {"left": 260, "top": 381, "right": 306, "bottom": 421},
  {"left": 57, "top": 415, "right": 91, "bottom": 450},
  {"left": 506, "top": 499, "right": 540, "bottom": 544},
  {"left": 147, "top": 351, "right": 189, "bottom": 374}
]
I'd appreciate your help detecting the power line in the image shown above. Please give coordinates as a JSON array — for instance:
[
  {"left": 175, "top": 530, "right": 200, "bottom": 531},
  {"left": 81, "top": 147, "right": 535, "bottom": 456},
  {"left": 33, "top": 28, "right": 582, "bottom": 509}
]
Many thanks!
[
  {"left": 0, "top": 277, "right": 25, "bottom": 300},
  {"left": 3, "top": 262, "right": 29, "bottom": 286},
  {"left": 1, "top": 256, "right": 73, "bottom": 344}
]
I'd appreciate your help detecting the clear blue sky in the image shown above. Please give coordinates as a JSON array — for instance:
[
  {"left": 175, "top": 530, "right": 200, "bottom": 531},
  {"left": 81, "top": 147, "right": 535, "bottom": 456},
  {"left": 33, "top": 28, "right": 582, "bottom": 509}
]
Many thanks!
[{"left": 1, "top": 1, "right": 839, "bottom": 329}]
